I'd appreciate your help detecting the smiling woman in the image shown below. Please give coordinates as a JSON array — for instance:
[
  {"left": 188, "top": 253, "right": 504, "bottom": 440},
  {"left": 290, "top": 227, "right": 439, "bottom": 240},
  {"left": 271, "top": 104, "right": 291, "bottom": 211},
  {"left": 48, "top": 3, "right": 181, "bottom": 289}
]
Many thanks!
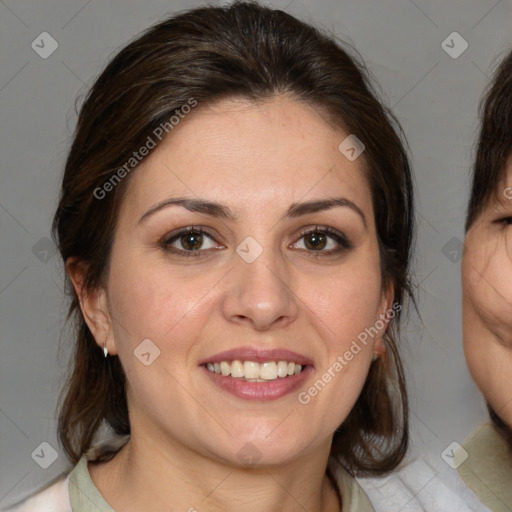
[{"left": 6, "top": 2, "right": 417, "bottom": 511}]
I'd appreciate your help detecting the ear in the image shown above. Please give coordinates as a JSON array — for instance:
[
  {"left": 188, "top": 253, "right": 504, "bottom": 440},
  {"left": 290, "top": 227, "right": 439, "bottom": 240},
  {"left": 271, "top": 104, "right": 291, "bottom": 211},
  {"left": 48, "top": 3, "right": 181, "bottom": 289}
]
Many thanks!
[
  {"left": 373, "top": 281, "right": 395, "bottom": 358},
  {"left": 66, "top": 257, "right": 116, "bottom": 355}
]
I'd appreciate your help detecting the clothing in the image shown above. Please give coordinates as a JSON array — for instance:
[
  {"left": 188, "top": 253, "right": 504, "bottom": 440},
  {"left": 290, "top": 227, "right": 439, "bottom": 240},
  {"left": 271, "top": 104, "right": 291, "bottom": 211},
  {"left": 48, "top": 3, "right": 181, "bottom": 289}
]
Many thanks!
[
  {"left": 358, "top": 454, "right": 493, "bottom": 512},
  {"left": 2, "top": 447, "right": 373, "bottom": 512},
  {"left": 68, "top": 457, "right": 114, "bottom": 511},
  {"left": 1, "top": 477, "right": 71, "bottom": 512},
  {"left": 3, "top": 436, "right": 499, "bottom": 512},
  {"left": 457, "top": 423, "right": 512, "bottom": 511}
]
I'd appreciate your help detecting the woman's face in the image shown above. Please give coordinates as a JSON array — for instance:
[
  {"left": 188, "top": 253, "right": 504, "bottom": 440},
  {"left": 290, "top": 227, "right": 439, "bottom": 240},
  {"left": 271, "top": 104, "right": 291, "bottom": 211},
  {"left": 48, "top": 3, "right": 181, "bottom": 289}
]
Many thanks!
[
  {"left": 462, "top": 157, "right": 512, "bottom": 429},
  {"left": 98, "top": 96, "right": 390, "bottom": 466}
]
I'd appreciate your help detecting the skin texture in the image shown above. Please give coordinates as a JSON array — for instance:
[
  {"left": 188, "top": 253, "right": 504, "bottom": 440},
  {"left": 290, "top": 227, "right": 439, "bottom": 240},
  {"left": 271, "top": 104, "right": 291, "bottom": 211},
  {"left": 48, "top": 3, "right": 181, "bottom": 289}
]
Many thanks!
[
  {"left": 68, "top": 95, "right": 392, "bottom": 512},
  {"left": 462, "top": 156, "right": 512, "bottom": 430}
]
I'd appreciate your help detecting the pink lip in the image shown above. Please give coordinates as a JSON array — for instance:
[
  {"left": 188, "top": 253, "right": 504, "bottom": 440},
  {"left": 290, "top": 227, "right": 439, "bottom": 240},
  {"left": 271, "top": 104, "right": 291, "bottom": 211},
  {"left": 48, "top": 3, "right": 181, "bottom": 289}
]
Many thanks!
[
  {"left": 201, "top": 364, "right": 313, "bottom": 401},
  {"left": 198, "top": 346, "right": 314, "bottom": 366}
]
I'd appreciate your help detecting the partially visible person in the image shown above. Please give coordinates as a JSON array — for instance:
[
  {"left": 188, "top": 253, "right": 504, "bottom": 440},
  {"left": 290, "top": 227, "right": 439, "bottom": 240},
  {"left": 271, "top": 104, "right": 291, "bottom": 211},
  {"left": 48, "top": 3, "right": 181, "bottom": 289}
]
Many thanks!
[
  {"left": 356, "top": 51, "right": 512, "bottom": 512},
  {"left": 460, "top": 49, "right": 512, "bottom": 512}
]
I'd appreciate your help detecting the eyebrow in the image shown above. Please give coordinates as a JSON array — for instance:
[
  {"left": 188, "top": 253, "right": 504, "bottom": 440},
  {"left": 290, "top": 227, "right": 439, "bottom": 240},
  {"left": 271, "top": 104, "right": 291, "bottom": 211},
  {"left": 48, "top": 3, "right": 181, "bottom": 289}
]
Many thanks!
[{"left": 138, "top": 196, "right": 367, "bottom": 228}]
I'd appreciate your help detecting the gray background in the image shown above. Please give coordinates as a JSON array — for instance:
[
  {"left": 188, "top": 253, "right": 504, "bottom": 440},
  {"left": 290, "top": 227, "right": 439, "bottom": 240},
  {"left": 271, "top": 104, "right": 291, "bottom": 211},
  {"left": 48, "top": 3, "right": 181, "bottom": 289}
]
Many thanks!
[{"left": 1, "top": 0, "right": 511, "bottom": 506}]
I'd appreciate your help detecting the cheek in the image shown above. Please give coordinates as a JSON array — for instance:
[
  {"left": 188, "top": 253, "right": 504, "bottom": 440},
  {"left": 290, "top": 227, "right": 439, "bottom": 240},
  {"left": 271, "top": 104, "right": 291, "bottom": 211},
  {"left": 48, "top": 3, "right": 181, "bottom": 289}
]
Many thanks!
[
  {"left": 463, "top": 238, "right": 512, "bottom": 424},
  {"left": 297, "top": 260, "right": 383, "bottom": 410},
  {"left": 106, "top": 250, "right": 224, "bottom": 358},
  {"left": 105, "top": 257, "right": 223, "bottom": 426},
  {"left": 473, "top": 354, "right": 512, "bottom": 430},
  {"left": 314, "top": 255, "right": 384, "bottom": 337},
  {"left": 464, "top": 244, "right": 512, "bottom": 347}
]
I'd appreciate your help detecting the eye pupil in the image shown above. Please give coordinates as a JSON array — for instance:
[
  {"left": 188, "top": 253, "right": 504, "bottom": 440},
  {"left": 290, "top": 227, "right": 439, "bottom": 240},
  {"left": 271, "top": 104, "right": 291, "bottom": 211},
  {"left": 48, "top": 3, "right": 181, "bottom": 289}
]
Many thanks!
[
  {"left": 182, "top": 232, "right": 202, "bottom": 250},
  {"left": 305, "top": 232, "right": 326, "bottom": 250}
]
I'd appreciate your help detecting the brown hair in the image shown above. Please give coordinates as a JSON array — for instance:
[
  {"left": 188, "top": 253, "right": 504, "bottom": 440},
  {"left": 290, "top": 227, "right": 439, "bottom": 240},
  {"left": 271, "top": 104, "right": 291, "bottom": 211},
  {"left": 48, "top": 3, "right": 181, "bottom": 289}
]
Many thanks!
[
  {"left": 465, "top": 49, "right": 512, "bottom": 232},
  {"left": 52, "top": 0, "right": 414, "bottom": 476}
]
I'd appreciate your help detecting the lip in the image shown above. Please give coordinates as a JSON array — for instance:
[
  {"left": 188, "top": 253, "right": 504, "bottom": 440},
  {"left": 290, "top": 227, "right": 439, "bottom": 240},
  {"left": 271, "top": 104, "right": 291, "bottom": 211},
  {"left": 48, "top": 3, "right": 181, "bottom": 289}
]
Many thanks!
[
  {"left": 198, "top": 346, "right": 314, "bottom": 366},
  {"left": 201, "top": 364, "right": 313, "bottom": 401}
]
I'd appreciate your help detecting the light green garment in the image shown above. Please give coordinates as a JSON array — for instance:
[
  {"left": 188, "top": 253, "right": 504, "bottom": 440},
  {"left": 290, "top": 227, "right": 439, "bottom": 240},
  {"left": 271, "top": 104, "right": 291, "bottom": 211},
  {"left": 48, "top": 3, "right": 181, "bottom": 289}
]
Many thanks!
[
  {"left": 68, "top": 457, "right": 114, "bottom": 512},
  {"left": 67, "top": 453, "right": 374, "bottom": 511},
  {"left": 457, "top": 423, "right": 512, "bottom": 512}
]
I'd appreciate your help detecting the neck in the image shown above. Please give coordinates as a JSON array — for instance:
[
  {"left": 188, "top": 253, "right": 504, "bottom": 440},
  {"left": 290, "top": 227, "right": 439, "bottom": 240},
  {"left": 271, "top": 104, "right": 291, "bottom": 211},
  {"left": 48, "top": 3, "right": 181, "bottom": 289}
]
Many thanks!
[{"left": 89, "top": 425, "right": 340, "bottom": 512}]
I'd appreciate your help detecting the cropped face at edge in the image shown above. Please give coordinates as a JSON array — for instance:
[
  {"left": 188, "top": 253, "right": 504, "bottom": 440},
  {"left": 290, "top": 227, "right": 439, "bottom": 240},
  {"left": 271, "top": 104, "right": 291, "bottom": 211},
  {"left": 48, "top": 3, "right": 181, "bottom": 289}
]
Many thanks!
[
  {"left": 78, "top": 95, "right": 393, "bottom": 467},
  {"left": 462, "top": 156, "right": 512, "bottom": 429}
]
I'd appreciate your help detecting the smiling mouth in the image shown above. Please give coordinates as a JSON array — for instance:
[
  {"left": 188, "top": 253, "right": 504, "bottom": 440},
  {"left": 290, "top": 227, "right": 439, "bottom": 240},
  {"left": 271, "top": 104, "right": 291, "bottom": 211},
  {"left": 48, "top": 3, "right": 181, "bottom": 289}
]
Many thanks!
[{"left": 203, "top": 360, "right": 306, "bottom": 382}]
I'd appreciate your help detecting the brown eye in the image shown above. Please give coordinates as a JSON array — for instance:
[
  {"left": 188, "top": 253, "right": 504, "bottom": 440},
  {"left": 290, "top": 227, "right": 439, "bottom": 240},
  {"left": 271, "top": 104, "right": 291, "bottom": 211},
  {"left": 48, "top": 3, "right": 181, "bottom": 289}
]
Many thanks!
[
  {"left": 293, "top": 226, "right": 352, "bottom": 256},
  {"left": 304, "top": 231, "right": 328, "bottom": 250},
  {"left": 178, "top": 231, "right": 204, "bottom": 251},
  {"left": 161, "top": 227, "right": 221, "bottom": 257}
]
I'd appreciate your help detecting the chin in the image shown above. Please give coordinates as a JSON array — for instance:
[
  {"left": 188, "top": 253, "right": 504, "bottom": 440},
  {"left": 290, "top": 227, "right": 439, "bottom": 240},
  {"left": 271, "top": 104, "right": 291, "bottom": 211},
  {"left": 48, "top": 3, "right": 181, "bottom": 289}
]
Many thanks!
[{"left": 212, "top": 430, "right": 315, "bottom": 469}]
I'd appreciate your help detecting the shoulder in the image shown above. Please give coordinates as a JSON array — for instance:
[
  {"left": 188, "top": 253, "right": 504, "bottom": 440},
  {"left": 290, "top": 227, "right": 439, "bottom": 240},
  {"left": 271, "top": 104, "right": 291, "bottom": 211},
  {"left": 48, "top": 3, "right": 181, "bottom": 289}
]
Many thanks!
[
  {"left": 458, "top": 422, "right": 512, "bottom": 511},
  {"left": 1, "top": 476, "right": 71, "bottom": 512},
  {"left": 357, "top": 456, "right": 492, "bottom": 512}
]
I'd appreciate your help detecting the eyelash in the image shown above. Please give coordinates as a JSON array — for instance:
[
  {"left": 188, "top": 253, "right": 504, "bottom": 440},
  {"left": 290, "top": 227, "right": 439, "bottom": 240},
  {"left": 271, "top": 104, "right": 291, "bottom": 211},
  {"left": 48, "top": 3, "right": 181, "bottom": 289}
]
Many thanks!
[
  {"left": 494, "top": 217, "right": 512, "bottom": 226},
  {"left": 160, "top": 225, "right": 353, "bottom": 258}
]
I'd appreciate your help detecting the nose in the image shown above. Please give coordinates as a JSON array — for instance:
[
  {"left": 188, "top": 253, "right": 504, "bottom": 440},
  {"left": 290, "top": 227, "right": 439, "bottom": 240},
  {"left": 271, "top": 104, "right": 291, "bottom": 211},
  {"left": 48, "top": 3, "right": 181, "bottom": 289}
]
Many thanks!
[{"left": 221, "top": 245, "right": 299, "bottom": 331}]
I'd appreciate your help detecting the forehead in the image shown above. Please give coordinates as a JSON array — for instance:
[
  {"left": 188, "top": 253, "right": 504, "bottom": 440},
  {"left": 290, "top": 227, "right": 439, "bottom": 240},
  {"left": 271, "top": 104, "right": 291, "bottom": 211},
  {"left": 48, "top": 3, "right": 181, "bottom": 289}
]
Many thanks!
[{"left": 120, "top": 95, "right": 373, "bottom": 219}]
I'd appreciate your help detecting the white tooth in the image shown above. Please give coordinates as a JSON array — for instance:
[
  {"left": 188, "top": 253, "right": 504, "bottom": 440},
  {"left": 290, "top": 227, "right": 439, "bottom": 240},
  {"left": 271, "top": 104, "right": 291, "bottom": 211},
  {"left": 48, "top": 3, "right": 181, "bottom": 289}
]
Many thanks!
[
  {"left": 277, "top": 361, "right": 288, "bottom": 378},
  {"left": 260, "top": 361, "right": 278, "bottom": 380},
  {"left": 244, "top": 361, "right": 260, "bottom": 379},
  {"left": 220, "top": 361, "right": 231, "bottom": 376},
  {"left": 208, "top": 360, "right": 302, "bottom": 379},
  {"left": 230, "top": 360, "right": 244, "bottom": 378}
]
